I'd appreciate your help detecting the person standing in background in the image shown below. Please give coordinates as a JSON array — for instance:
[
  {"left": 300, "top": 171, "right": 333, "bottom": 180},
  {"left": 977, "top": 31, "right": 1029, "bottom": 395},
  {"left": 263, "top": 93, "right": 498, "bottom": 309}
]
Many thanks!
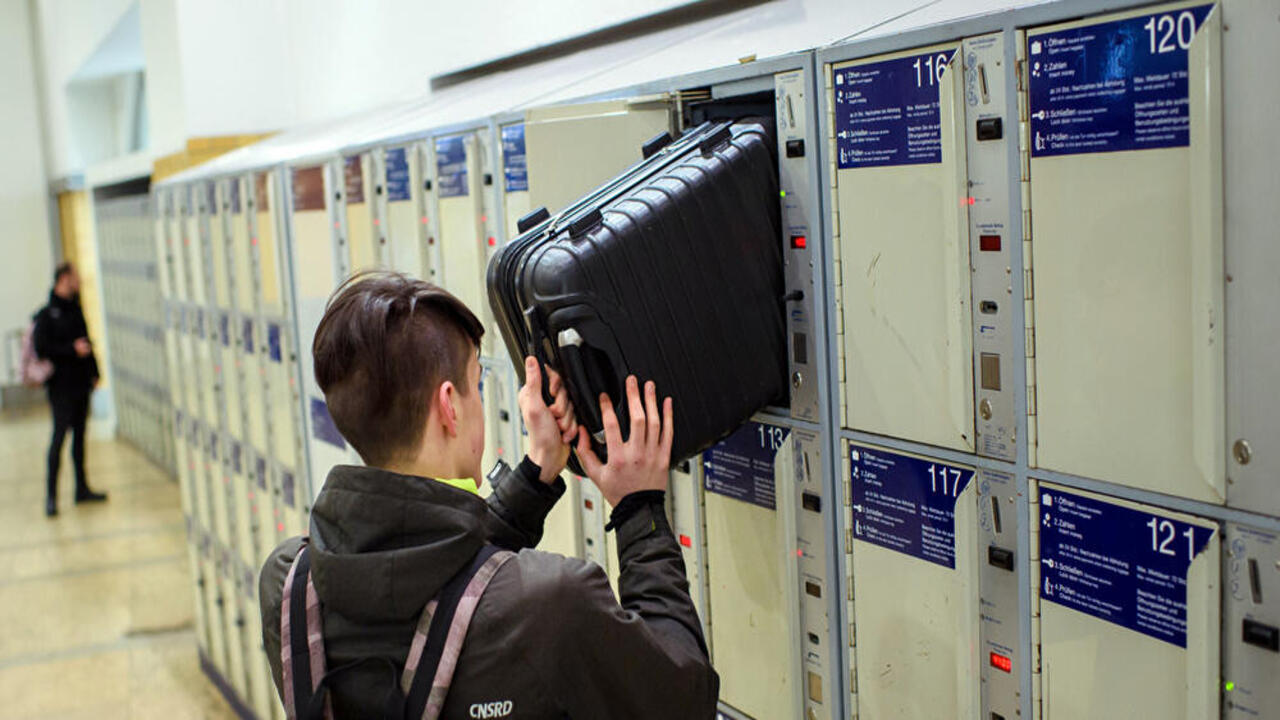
[{"left": 33, "top": 262, "right": 108, "bottom": 517}]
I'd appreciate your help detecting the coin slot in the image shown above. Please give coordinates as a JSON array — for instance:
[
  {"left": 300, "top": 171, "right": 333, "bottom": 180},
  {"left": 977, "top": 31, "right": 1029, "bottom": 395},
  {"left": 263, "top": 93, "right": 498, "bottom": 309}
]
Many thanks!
[
  {"left": 980, "top": 300, "right": 999, "bottom": 314},
  {"left": 990, "top": 495, "right": 1003, "bottom": 535},
  {"left": 1249, "top": 557, "right": 1263, "bottom": 604}
]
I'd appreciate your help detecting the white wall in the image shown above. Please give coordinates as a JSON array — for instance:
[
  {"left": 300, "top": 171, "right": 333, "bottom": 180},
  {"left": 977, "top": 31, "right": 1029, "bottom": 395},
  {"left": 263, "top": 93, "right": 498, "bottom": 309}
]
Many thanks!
[{"left": 0, "top": 0, "right": 54, "bottom": 354}]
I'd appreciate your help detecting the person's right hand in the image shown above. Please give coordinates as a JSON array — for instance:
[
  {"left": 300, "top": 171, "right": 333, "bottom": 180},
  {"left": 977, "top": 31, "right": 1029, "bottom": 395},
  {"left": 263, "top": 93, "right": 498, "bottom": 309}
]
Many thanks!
[
  {"left": 576, "top": 375, "right": 673, "bottom": 507},
  {"left": 73, "top": 338, "right": 91, "bottom": 358}
]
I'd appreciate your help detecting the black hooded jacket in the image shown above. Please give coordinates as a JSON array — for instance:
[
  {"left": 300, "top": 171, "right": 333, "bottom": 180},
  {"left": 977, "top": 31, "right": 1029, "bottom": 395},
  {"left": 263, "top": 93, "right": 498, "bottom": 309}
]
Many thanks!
[
  {"left": 259, "top": 464, "right": 719, "bottom": 719},
  {"left": 33, "top": 291, "right": 99, "bottom": 393}
]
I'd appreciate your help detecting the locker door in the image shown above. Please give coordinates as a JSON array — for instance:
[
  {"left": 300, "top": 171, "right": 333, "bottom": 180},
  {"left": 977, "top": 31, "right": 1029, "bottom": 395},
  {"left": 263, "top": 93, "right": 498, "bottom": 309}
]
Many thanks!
[
  {"left": 287, "top": 163, "right": 350, "bottom": 496},
  {"left": 1032, "top": 482, "right": 1219, "bottom": 719},
  {"left": 343, "top": 154, "right": 379, "bottom": 274},
  {"left": 1222, "top": 523, "right": 1280, "bottom": 718},
  {"left": 523, "top": 97, "right": 673, "bottom": 217},
  {"left": 480, "top": 360, "right": 520, "bottom": 495},
  {"left": 219, "top": 557, "right": 248, "bottom": 702},
  {"left": 704, "top": 422, "right": 802, "bottom": 720},
  {"left": 240, "top": 563, "right": 276, "bottom": 720},
  {"left": 499, "top": 122, "right": 530, "bottom": 240},
  {"left": 1023, "top": 3, "right": 1225, "bottom": 502},
  {"left": 846, "top": 443, "right": 980, "bottom": 719},
  {"left": 384, "top": 145, "right": 424, "bottom": 278},
  {"left": 254, "top": 173, "right": 284, "bottom": 316},
  {"left": 433, "top": 134, "right": 490, "bottom": 347},
  {"left": 831, "top": 44, "right": 974, "bottom": 452},
  {"left": 199, "top": 537, "right": 228, "bottom": 676},
  {"left": 670, "top": 458, "right": 711, "bottom": 642}
]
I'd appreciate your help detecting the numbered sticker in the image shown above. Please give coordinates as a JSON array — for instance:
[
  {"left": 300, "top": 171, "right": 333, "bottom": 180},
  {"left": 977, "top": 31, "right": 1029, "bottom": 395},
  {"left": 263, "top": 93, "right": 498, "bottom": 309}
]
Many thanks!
[{"left": 704, "top": 421, "right": 790, "bottom": 510}]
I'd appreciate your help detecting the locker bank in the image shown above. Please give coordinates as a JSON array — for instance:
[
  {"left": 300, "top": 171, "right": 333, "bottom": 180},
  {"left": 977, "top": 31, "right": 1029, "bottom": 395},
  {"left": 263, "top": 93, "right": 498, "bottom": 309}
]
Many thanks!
[{"left": 6, "top": 0, "right": 1278, "bottom": 718}]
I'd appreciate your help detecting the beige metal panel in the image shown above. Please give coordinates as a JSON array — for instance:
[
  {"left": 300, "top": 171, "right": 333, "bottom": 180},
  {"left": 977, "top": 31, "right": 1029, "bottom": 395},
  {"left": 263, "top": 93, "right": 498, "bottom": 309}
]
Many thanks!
[
  {"left": 387, "top": 146, "right": 425, "bottom": 279},
  {"left": 524, "top": 97, "right": 673, "bottom": 217},
  {"left": 848, "top": 445, "right": 980, "bottom": 720},
  {"left": 242, "top": 590, "right": 277, "bottom": 720},
  {"left": 199, "top": 551, "right": 228, "bottom": 675},
  {"left": 293, "top": 209, "right": 337, "bottom": 301},
  {"left": 1035, "top": 482, "right": 1220, "bottom": 720},
  {"left": 833, "top": 43, "right": 974, "bottom": 452},
  {"left": 211, "top": 205, "right": 231, "bottom": 310},
  {"left": 346, "top": 179, "right": 377, "bottom": 274},
  {"left": 707, "top": 435, "right": 801, "bottom": 720},
  {"left": 187, "top": 544, "right": 210, "bottom": 656},
  {"left": 231, "top": 180, "right": 255, "bottom": 314},
  {"left": 220, "top": 571, "right": 249, "bottom": 701},
  {"left": 1025, "top": 3, "right": 1225, "bottom": 503},
  {"left": 254, "top": 173, "right": 283, "bottom": 313},
  {"left": 436, "top": 136, "right": 488, "bottom": 333}
]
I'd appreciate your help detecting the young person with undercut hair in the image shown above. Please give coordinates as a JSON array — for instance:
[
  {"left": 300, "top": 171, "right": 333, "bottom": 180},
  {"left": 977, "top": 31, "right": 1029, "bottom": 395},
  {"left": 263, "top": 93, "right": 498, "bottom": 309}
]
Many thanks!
[{"left": 259, "top": 271, "right": 717, "bottom": 719}]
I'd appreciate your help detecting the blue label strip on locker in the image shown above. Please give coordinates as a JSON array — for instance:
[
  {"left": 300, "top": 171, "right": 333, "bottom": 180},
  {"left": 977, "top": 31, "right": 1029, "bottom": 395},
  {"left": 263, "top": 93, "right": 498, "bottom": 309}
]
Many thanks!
[
  {"left": 833, "top": 50, "right": 952, "bottom": 169},
  {"left": 435, "top": 135, "right": 469, "bottom": 198},
  {"left": 1038, "top": 487, "right": 1214, "bottom": 648},
  {"left": 385, "top": 148, "right": 412, "bottom": 202},
  {"left": 267, "top": 323, "right": 282, "bottom": 363},
  {"left": 703, "top": 421, "right": 788, "bottom": 511},
  {"left": 242, "top": 319, "right": 254, "bottom": 353},
  {"left": 849, "top": 445, "right": 973, "bottom": 569},
  {"left": 309, "top": 397, "right": 347, "bottom": 449},
  {"left": 1027, "top": 4, "right": 1213, "bottom": 157},
  {"left": 502, "top": 124, "right": 528, "bottom": 193}
]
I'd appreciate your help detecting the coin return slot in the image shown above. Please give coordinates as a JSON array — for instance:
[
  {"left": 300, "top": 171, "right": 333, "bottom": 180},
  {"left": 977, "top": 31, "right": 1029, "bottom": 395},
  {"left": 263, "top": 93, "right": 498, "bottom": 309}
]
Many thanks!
[
  {"left": 988, "top": 545, "right": 1015, "bottom": 572},
  {"left": 980, "top": 300, "right": 999, "bottom": 315},
  {"left": 805, "top": 581, "right": 822, "bottom": 598},
  {"left": 802, "top": 492, "right": 821, "bottom": 513},
  {"left": 980, "top": 353, "right": 1002, "bottom": 391},
  {"left": 1242, "top": 619, "right": 1279, "bottom": 652}
]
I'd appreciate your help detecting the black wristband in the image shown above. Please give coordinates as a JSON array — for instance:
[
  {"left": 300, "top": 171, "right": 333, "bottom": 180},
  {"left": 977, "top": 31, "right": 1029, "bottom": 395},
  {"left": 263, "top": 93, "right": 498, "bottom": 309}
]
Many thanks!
[
  {"left": 605, "top": 490, "right": 666, "bottom": 532},
  {"left": 516, "top": 455, "right": 560, "bottom": 498}
]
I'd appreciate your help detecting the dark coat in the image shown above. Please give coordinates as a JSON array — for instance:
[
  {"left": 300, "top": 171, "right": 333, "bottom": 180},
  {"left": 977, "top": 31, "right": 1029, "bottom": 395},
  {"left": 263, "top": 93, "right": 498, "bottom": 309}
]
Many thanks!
[
  {"left": 33, "top": 291, "right": 99, "bottom": 394},
  {"left": 259, "top": 464, "right": 718, "bottom": 719}
]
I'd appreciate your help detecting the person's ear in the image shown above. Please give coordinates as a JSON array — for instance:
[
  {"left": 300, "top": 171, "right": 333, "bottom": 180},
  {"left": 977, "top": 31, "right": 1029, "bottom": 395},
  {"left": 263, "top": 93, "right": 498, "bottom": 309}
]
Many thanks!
[{"left": 436, "top": 381, "right": 459, "bottom": 437}]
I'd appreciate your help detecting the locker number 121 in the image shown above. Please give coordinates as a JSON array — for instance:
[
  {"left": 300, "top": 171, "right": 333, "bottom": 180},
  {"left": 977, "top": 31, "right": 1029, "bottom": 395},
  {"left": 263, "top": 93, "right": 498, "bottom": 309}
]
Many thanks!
[{"left": 1146, "top": 517, "right": 1196, "bottom": 560}]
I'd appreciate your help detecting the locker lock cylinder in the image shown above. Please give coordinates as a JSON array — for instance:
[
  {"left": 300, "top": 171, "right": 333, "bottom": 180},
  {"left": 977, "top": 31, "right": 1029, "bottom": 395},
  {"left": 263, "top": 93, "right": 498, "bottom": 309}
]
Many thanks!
[{"left": 1233, "top": 439, "right": 1252, "bottom": 465}]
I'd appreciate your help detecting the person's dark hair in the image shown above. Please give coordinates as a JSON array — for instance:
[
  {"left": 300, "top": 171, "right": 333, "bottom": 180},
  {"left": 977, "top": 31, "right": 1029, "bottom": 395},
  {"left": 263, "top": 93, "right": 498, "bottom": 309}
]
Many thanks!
[
  {"left": 312, "top": 271, "right": 484, "bottom": 466},
  {"left": 54, "top": 262, "right": 74, "bottom": 284}
]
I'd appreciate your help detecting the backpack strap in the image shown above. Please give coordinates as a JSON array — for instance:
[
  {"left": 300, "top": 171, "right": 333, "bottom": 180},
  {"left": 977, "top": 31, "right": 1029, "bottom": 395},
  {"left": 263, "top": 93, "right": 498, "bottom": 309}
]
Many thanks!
[
  {"left": 281, "top": 542, "right": 331, "bottom": 720},
  {"left": 400, "top": 545, "right": 515, "bottom": 720}
]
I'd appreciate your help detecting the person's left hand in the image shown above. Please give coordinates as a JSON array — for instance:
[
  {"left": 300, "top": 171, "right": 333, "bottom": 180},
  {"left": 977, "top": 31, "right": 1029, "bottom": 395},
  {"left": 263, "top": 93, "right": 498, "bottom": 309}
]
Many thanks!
[{"left": 518, "top": 357, "right": 578, "bottom": 483}]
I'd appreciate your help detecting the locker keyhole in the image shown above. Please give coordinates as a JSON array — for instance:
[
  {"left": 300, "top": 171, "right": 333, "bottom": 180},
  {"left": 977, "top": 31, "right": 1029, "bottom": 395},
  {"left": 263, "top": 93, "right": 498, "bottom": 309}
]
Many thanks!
[
  {"left": 1249, "top": 558, "right": 1263, "bottom": 604},
  {"left": 990, "top": 495, "right": 1003, "bottom": 535}
]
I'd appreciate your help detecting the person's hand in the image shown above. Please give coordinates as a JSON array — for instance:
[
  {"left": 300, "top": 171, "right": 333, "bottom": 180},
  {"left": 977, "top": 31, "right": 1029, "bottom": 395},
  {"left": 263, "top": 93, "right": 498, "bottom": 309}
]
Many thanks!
[
  {"left": 518, "top": 357, "right": 577, "bottom": 483},
  {"left": 576, "top": 375, "right": 672, "bottom": 507},
  {"left": 74, "top": 338, "right": 91, "bottom": 358}
]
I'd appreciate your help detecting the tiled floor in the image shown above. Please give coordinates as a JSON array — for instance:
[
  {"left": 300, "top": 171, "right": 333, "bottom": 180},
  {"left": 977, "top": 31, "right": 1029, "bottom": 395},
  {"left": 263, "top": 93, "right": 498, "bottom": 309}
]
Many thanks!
[{"left": 0, "top": 406, "right": 237, "bottom": 719}]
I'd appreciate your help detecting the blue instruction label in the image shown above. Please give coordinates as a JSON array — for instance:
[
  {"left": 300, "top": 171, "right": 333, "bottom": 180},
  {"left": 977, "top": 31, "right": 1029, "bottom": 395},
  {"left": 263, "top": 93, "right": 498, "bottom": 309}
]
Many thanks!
[
  {"left": 267, "top": 323, "right": 282, "bottom": 363},
  {"left": 1039, "top": 488, "right": 1214, "bottom": 648},
  {"left": 228, "top": 179, "right": 241, "bottom": 214},
  {"left": 834, "top": 50, "right": 953, "bottom": 169},
  {"left": 281, "top": 470, "right": 296, "bottom": 508},
  {"left": 231, "top": 441, "right": 242, "bottom": 475},
  {"left": 219, "top": 313, "right": 230, "bottom": 347},
  {"left": 435, "top": 135, "right": 469, "bottom": 198},
  {"left": 849, "top": 445, "right": 973, "bottom": 569},
  {"left": 255, "top": 456, "right": 267, "bottom": 490},
  {"left": 703, "top": 421, "right": 789, "bottom": 511},
  {"left": 385, "top": 147, "right": 411, "bottom": 202},
  {"left": 309, "top": 396, "right": 346, "bottom": 450},
  {"left": 242, "top": 319, "right": 254, "bottom": 354},
  {"left": 502, "top": 124, "right": 528, "bottom": 193},
  {"left": 1028, "top": 5, "right": 1213, "bottom": 157}
]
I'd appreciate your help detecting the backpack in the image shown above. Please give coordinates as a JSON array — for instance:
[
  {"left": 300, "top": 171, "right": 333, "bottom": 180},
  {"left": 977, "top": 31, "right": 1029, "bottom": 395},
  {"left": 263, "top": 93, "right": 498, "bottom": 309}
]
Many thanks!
[
  {"left": 282, "top": 541, "right": 513, "bottom": 720},
  {"left": 20, "top": 320, "right": 53, "bottom": 387}
]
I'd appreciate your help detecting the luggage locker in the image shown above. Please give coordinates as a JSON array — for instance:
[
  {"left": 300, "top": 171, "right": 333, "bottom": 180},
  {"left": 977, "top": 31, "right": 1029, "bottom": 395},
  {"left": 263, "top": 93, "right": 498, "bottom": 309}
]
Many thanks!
[
  {"left": 375, "top": 144, "right": 425, "bottom": 278},
  {"left": 239, "top": 560, "right": 278, "bottom": 720},
  {"left": 342, "top": 153, "right": 381, "bottom": 274},
  {"left": 669, "top": 457, "right": 711, "bottom": 640},
  {"left": 199, "top": 185, "right": 235, "bottom": 554},
  {"left": 703, "top": 420, "right": 808, "bottom": 720},
  {"left": 1021, "top": 3, "right": 1226, "bottom": 502},
  {"left": 198, "top": 531, "right": 229, "bottom": 678},
  {"left": 1031, "top": 482, "right": 1219, "bottom": 720},
  {"left": 479, "top": 359, "right": 521, "bottom": 495},
  {"left": 216, "top": 548, "right": 248, "bottom": 703},
  {"left": 499, "top": 122, "right": 530, "bottom": 241},
  {"left": 843, "top": 444, "right": 1025, "bottom": 720},
  {"left": 286, "top": 163, "right": 353, "bottom": 500},
  {"left": 158, "top": 190, "right": 194, "bottom": 518},
  {"left": 489, "top": 119, "right": 787, "bottom": 469},
  {"left": 1222, "top": 522, "right": 1280, "bottom": 719},
  {"left": 828, "top": 42, "right": 976, "bottom": 455},
  {"left": 253, "top": 171, "right": 308, "bottom": 539}
]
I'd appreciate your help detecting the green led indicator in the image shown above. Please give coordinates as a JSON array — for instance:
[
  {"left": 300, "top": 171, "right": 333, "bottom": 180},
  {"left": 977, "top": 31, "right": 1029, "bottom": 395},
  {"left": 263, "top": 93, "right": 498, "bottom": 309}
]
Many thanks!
[
  {"left": 779, "top": 190, "right": 787, "bottom": 198},
  {"left": 1225, "top": 681, "right": 1235, "bottom": 692}
]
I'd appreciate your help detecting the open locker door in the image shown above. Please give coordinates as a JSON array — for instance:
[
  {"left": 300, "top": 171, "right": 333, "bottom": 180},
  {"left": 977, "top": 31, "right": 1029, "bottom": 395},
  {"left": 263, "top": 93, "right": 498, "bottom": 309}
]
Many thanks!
[{"left": 1022, "top": 2, "right": 1225, "bottom": 503}]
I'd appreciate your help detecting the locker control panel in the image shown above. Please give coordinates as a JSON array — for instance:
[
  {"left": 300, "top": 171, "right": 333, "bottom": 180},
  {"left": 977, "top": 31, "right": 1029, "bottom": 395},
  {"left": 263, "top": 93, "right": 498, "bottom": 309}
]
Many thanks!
[
  {"left": 670, "top": 458, "right": 711, "bottom": 639},
  {"left": 963, "top": 33, "right": 1017, "bottom": 461},
  {"left": 791, "top": 428, "right": 831, "bottom": 720},
  {"left": 418, "top": 142, "right": 443, "bottom": 281},
  {"left": 775, "top": 70, "right": 820, "bottom": 424},
  {"left": 1223, "top": 522, "right": 1280, "bottom": 718},
  {"left": 977, "top": 468, "right": 1023, "bottom": 720}
]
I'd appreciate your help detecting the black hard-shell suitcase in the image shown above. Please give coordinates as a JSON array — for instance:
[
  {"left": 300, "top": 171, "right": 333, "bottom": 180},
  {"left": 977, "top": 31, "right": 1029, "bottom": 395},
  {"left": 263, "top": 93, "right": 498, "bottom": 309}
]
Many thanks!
[{"left": 487, "top": 119, "right": 786, "bottom": 468}]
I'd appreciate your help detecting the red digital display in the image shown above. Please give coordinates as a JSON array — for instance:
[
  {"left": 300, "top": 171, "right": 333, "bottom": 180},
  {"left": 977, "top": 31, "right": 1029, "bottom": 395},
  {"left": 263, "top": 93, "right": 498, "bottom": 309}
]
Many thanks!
[
  {"left": 980, "top": 234, "right": 1002, "bottom": 252},
  {"left": 679, "top": 534, "right": 693, "bottom": 548},
  {"left": 990, "top": 652, "right": 1013, "bottom": 673},
  {"left": 790, "top": 235, "right": 807, "bottom": 249}
]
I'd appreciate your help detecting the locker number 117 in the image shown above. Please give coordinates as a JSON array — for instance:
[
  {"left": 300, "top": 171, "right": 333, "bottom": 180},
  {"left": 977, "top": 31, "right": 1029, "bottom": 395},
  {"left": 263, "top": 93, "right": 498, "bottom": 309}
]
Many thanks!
[{"left": 927, "top": 464, "right": 964, "bottom": 497}]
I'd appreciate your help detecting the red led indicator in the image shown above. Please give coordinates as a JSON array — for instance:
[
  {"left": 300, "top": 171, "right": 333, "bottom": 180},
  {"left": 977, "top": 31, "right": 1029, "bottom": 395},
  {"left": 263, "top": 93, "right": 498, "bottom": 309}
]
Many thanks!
[
  {"left": 277, "top": 522, "right": 285, "bottom": 532},
  {"left": 679, "top": 534, "right": 693, "bottom": 548},
  {"left": 990, "top": 652, "right": 1012, "bottom": 673},
  {"left": 251, "top": 237, "right": 258, "bottom": 246},
  {"left": 963, "top": 196, "right": 977, "bottom": 206},
  {"left": 487, "top": 237, "right": 497, "bottom": 246},
  {"left": 373, "top": 218, "right": 380, "bottom": 226},
  {"left": 584, "top": 499, "right": 594, "bottom": 511},
  {"left": 979, "top": 234, "right": 1002, "bottom": 252},
  {"left": 333, "top": 221, "right": 340, "bottom": 229},
  {"left": 421, "top": 216, "right": 429, "bottom": 224},
  {"left": 790, "top": 235, "right": 807, "bottom": 249},
  {"left": 480, "top": 214, "right": 488, "bottom": 223}
]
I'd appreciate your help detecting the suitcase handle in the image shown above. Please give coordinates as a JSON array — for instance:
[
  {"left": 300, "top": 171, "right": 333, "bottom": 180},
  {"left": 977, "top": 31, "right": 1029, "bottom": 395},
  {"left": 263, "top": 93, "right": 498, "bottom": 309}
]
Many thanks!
[{"left": 556, "top": 321, "right": 628, "bottom": 453}]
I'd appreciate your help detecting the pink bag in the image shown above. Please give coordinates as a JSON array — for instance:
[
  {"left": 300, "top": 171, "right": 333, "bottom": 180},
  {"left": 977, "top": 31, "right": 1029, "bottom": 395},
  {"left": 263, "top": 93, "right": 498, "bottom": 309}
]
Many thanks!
[{"left": 20, "top": 321, "right": 53, "bottom": 387}]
